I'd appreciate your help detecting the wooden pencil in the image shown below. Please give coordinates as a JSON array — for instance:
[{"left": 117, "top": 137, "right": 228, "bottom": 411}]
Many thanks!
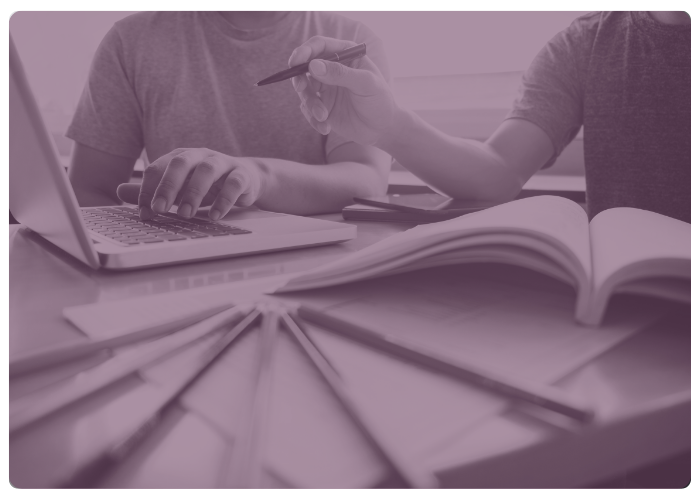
[
  {"left": 10, "top": 305, "right": 252, "bottom": 434},
  {"left": 280, "top": 311, "right": 438, "bottom": 488},
  {"left": 228, "top": 305, "right": 279, "bottom": 488},
  {"left": 62, "top": 308, "right": 262, "bottom": 487},
  {"left": 295, "top": 305, "right": 595, "bottom": 423},
  {"left": 9, "top": 303, "right": 233, "bottom": 377}
]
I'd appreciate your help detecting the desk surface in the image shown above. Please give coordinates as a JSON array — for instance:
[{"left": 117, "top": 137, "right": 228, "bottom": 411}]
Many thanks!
[
  {"left": 8, "top": 217, "right": 690, "bottom": 488},
  {"left": 8, "top": 215, "right": 413, "bottom": 357}
]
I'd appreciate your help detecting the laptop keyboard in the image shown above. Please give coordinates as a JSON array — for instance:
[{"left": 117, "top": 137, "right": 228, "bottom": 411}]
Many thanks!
[{"left": 81, "top": 206, "right": 251, "bottom": 246}]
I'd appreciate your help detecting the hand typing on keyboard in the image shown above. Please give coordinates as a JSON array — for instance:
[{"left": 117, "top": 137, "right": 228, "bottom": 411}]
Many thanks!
[
  {"left": 117, "top": 148, "right": 265, "bottom": 221},
  {"left": 81, "top": 207, "right": 251, "bottom": 246}
]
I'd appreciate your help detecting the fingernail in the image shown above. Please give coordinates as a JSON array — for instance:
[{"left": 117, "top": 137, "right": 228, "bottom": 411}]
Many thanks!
[
  {"left": 312, "top": 104, "right": 327, "bottom": 121},
  {"left": 210, "top": 209, "right": 221, "bottom": 221},
  {"left": 309, "top": 60, "right": 326, "bottom": 76},
  {"left": 151, "top": 196, "right": 167, "bottom": 213},
  {"left": 139, "top": 206, "right": 154, "bottom": 220},
  {"left": 178, "top": 203, "right": 193, "bottom": 218}
]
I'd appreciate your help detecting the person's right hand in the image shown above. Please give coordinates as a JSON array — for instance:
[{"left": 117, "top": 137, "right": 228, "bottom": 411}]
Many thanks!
[
  {"left": 289, "top": 36, "right": 399, "bottom": 147},
  {"left": 116, "top": 148, "right": 264, "bottom": 221}
]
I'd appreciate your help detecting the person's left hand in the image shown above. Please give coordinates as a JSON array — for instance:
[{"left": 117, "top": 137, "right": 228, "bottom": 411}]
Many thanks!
[{"left": 117, "top": 148, "right": 265, "bottom": 221}]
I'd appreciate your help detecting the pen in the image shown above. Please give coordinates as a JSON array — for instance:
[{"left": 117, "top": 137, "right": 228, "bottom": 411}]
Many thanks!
[
  {"left": 295, "top": 305, "right": 595, "bottom": 424},
  {"left": 62, "top": 308, "right": 262, "bottom": 487},
  {"left": 280, "top": 311, "right": 437, "bottom": 488},
  {"left": 227, "top": 305, "right": 279, "bottom": 488},
  {"left": 9, "top": 303, "right": 233, "bottom": 377},
  {"left": 255, "top": 43, "right": 366, "bottom": 86},
  {"left": 10, "top": 304, "right": 253, "bottom": 434}
]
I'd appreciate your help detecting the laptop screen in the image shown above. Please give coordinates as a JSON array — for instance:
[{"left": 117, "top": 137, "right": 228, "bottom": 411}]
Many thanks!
[{"left": 9, "top": 35, "right": 100, "bottom": 268}]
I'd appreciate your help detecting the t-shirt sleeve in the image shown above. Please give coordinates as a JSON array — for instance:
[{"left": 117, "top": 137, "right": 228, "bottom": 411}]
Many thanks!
[
  {"left": 325, "top": 28, "right": 392, "bottom": 155},
  {"left": 65, "top": 25, "right": 144, "bottom": 160},
  {"left": 505, "top": 18, "right": 590, "bottom": 168}
]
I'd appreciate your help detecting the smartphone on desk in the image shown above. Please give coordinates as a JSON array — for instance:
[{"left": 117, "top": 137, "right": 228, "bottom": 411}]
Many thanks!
[{"left": 348, "top": 194, "right": 496, "bottom": 222}]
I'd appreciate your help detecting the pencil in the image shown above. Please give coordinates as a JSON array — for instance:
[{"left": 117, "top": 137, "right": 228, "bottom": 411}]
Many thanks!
[
  {"left": 295, "top": 305, "right": 595, "bottom": 424},
  {"left": 9, "top": 303, "right": 234, "bottom": 377},
  {"left": 10, "top": 304, "right": 253, "bottom": 434},
  {"left": 227, "top": 305, "right": 279, "bottom": 488},
  {"left": 61, "top": 308, "right": 262, "bottom": 487},
  {"left": 280, "top": 311, "right": 438, "bottom": 488}
]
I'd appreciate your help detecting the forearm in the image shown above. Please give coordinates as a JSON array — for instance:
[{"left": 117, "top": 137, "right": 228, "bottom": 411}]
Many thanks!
[
  {"left": 68, "top": 142, "right": 135, "bottom": 207},
  {"left": 70, "top": 182, "right": 123, "bottom": 207},
  {"left": 252, "top": 157, "right": 388, "bottom": 215},
  {"left": 378, "top": 108, "right": 524, "bottom": 202}
]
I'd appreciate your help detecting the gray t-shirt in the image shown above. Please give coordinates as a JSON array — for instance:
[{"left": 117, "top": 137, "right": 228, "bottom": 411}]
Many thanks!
[
  {"left": 66, "top": 12, "right": 390, "bottom": 166},
  {"left": 507, "top": 11, "right": 690, "bottom": 223}
]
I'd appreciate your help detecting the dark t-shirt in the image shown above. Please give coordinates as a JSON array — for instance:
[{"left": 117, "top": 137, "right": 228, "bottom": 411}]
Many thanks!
[{"left": 507, "top": 12, "right": 690, "bottom": 222}]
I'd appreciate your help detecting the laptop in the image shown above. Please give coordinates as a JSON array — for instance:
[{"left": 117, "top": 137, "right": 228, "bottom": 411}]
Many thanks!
[{"left": 9, "top": 36, "right": 356, "bottom": 270}]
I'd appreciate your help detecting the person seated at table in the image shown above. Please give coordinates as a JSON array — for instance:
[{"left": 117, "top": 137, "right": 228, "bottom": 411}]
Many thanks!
[
  {"left": 67, "top": 11, "right": 392, "bottom": 220},
  {"left": 289, "top": 11, "right": 690, "bottom": 223}
]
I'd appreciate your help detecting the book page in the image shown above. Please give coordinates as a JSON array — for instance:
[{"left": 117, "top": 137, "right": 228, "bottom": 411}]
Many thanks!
[
  {"left": 589, "top": 208, "right": 691, "bottom": 317},
  {"left": 278, "top": 196, "right": 592, "bottom": 292}
]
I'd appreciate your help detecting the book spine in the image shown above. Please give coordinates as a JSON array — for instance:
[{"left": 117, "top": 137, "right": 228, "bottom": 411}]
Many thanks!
[{"left": 574, "top": 285, "right": 600, "bottom": 326}]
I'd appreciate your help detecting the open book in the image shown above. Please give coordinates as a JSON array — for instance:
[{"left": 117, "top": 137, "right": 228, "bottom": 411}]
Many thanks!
[{"left": 275, "top": 196, "right": 690, "bottom": 326}]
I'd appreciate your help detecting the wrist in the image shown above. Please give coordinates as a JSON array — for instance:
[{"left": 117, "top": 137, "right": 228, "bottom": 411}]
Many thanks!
[
  {"left": 245, "top": 157, "right": 270, "bottom": 201},
  {"left": 375, "top": 104, "right": 413, "bottom": 155}
]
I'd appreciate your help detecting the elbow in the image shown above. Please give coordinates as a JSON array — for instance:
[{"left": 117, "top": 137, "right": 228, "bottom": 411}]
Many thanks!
[
  {"left": 429, "top": 178, "right": 522, "bottom": 205},
  {"left": 432, "top": 161, "right": 525, "bottom": 204},
  {"left": 473, "top": 172, "right": 524, "bottom": 203},
  {"left": 350, "top": 162, "right": 390, "bottom": 200},
  {"left": 362, "top": 169, "right": 390, "bottom": 198}
]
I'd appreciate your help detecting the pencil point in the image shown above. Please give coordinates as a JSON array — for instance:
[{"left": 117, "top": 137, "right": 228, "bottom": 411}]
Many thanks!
[{"left": 253, "top": 82, "right": 258, "bottom": 87}]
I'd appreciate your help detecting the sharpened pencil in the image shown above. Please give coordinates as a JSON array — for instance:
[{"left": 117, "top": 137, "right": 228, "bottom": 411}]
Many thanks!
[
  {"left": 228, "top": 305, "right": 279, "bottom": 488},
  {"left": 10, "top": 304, "right": 253, "bottom": 434},
  {"left": 61, "top": 308, "right": 262, "bottom": 487},
  {"left": 295, "top": 305, "right": 595, "bottom": 424},
  {"left": 9, "top": 303, "right": 234, "bottom": 377},
  {"left": 280, "top": 311, "right": 438, "bottom": 488}
]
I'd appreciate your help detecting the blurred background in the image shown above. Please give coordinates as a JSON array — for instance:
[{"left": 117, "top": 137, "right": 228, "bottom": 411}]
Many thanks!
[{"left": 9, "top": 11, "right": 588, "bottom": 175}]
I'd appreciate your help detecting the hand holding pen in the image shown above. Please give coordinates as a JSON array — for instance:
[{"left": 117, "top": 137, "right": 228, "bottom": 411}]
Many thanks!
[
  {"left": 256, "top": 42, "right": 367, "bottom": 86},
  {"left": 284, "top": 37, "right": 399, "bottom": 146}
]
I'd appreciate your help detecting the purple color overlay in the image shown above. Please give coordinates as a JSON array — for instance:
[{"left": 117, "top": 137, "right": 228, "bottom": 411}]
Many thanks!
[{"left": 9, "top": 11, "right": 690, "bottom": 489}]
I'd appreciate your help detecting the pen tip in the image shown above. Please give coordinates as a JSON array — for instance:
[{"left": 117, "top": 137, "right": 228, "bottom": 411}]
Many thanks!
[{"left": 253, "top": 82, "right": 259, "bottom": 87}]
